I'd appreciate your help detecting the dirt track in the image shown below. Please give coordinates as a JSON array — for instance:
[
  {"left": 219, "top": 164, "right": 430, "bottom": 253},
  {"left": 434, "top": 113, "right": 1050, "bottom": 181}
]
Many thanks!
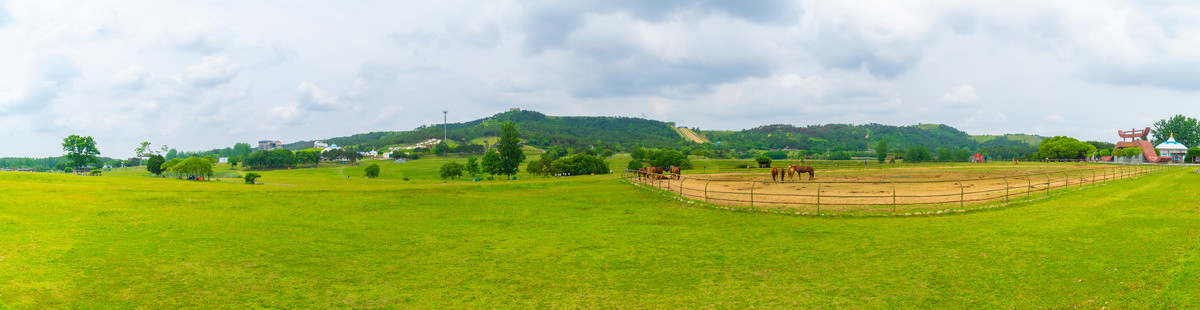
[
  {"left": 632, "top": 165, "right": 1155, "bottom": 215},
  {"left": 676, "top": 127, "right": 707, "bottom": 143}
]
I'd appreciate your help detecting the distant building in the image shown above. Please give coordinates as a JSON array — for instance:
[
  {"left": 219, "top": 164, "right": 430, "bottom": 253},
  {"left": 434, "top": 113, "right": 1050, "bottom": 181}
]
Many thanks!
[
  {"left": 258, "top": 140, "right": 282, "bottom": 151},
  {"left": 218, "top": 157, "right": 229, "bottom": 164},
  {"left": 313, "top": 141, "right": 329, "bottom": 148},
  {"left": 509, "top": 108, "right": 521, "bottom": 112}
]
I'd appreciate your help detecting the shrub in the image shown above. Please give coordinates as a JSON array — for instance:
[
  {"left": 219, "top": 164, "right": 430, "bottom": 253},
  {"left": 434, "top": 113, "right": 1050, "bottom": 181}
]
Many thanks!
[
  {"left": 440, "top": 162, "right": 464, "bottom": 180},
  {"left": 90, "top": 169, "right": 102, "bottom": 176},
  {"left": 827, "top": 151, "right": 851, "bottom": 160},
  {"left": 364, "top": 163, "right": 381, "bottom": 178},
  {"left": 1186, "top": 147, "right": 1200, "bottom": 163},
  {"left": 244, "top": 172, "right": 262, "bottom": 184},
  {"left": 754, "top": 156, "right": 772, "bottom": 167},
  {"left": 761, "top": 151, "right": 788, "bottom": 160},
  {"left": 551, "top": 153, "right": 610, "bottom": 175}
]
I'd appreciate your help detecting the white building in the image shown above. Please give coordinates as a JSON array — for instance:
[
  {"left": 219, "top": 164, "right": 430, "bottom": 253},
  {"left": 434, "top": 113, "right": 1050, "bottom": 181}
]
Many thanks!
[
  {"left": 1155, "top": 134, "right": 1189, "bottom": 162},
  {"left": 314, "top": 141, "right": 329, "bottom": 148}
]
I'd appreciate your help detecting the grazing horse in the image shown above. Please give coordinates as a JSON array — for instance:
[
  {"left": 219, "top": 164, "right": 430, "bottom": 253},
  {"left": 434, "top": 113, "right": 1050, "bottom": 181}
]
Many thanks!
[
  {"left": 771, "top": 167, "right": 782, "bottom": 181},
  {"left": 787, "top": 164, "right": 815, "bottom": 180},
  {"left": 667, "top": 166, "right": 681, "bottom": 180},
  {"left": 643, "top": 166, "right": 664, "bottom": 180}
]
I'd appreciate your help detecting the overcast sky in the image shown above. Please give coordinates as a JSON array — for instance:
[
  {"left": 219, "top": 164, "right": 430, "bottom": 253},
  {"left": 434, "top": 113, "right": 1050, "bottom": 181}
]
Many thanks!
[{"left": 2, "top": 1, "right": 1199, "bottom": 158}]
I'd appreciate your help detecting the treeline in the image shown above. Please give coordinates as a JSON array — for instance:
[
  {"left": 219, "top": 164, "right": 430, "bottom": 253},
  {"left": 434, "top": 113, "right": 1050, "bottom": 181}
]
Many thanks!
[
  {"left": 0, "top": 156, "right": 125, "bottom": 172},
  {"left": 239, "top": 149, "right": 364, "bottom": 170}
]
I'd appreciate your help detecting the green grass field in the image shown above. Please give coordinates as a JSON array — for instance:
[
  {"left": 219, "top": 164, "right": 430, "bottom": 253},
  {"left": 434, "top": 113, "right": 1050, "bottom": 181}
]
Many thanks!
[{"left": 1, "top": 159, "right": 1198, "bottom": 308}]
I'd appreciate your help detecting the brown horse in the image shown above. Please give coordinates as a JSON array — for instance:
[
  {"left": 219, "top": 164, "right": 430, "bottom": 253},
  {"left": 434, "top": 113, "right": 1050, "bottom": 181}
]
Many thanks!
[
  {"left": 771, "top": 167, "right": 781, "bottom": 181},
  {"left": 643, "top": 166, "right": 664, "bottom": 180},
  {"left": 787, "top": 164, "right": 815, "bottom": 180},
  {"left": 667, "top": 166, "right": 681, "bottom": 180}
]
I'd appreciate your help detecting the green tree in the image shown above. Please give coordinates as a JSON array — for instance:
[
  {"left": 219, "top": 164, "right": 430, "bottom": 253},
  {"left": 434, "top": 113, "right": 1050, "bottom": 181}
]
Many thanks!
[
  {"left": 433, "top": 141, "right": 452, "bottom": 155},
  {"left": 481, "top": 150, "right": 500, "bottom": 179},
  {"left": 525, "top": 151, "right": 559, "bottom": 178},
  {"left": 244, "top": 172, "right": 261, "bottom": 184},
  {"left": 1037, "top": 136, "right": 1096, "bottom": 159},
  {"left": 233, "top": 143, "right": 253, "bottom": 157},
  {"left": 364, "top": 163, "right": 381, "bottom": 178},
  {"left": 496, "top": 121, "right": 525, "bottom": 178},
  {"left": 146, "top": 155, "right": 166, "bottom": 176},
  {"left": 1151, "top": 114, "right": 1199, "bottom": 148},
  {"left": 875, "top": 140, "right": 888, "bottom": 163},
  {"left": 627, "top": 160, "right": 643, "bottom": 170},
  {"left": 440, "top": 162, "right": 464, "bottom": 180},
  {"left": 754, "top": 155, "right": 772, "bottom": 167},
  {"left": 134, "top": 141, "right": 154, "bottom": 158},
  {"left": 465, "top": 157, "right": 480, "bottom": 178},
  {"left": 905, "top": 146, "right": 932, "bottom": 163},
  {"left": 62, "top": 135, "right": 100, "bottom": 171}
]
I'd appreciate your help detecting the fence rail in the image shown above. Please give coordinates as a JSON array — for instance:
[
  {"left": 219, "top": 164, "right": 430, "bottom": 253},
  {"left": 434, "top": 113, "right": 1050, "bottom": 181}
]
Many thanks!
[{"left": 623, "top": 164, "right": 1167, "bottom": 215}]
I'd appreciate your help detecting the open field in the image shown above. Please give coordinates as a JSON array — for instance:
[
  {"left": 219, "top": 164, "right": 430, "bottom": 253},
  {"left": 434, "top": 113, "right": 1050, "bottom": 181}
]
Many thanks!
[
  {"left": 630, "top": 164, "right": 1166, "bottom": 215},
  {"left": 1, "top": 159, "right": 1198, "bottom": 308}
]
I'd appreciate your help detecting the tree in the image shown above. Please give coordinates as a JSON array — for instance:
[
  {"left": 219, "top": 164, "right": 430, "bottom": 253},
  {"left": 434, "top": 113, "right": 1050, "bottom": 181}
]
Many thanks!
[
  {"left": 244, "top": 172, "right": 261, "bottom": 184},
  {"left": 525, "top": 151, "right": 559, "bottom": 178},
  {"left": 627, "top": 160, "right": 643, "bottom": 170},
  {"left": 134, "top": 141, "right": 154, "bottom": 158},
  {"left": 364, "top": 163, "right": 381, "bottom": 178},
  {"left": 496, "top": 121, "right": 525, "bottom": 178},
  {"left": 755, "top": 155, "right": 772, "bottom": 167},
  {"left": 875, "top": 140, "right": 888, "bottom": 163},
  {"left": 233, "top": 143, "right": 254, "bottom": 157},
  {"left": 1037, "top": 136, "right": 1096, "bottom": 159},
  {"left": 651, "top": 149, "right": 693, "bottom": 168},
  {"left": 440, "top": 162, "right": 464, "bottom": 180},
  {"left": 62, "top": 135, "right": 100, "bottom": 172},
  {"left": 465, "top": 157, "right": 480, "bottom": 179},
  {"left": 481, "top": 150, "right": 500, "bottom": 179},
  {"left": 433, "top": 141, "right": 452, "bottom": 155},
  {"left": 905, "top": 146, "right": 932, "bottom": 163},
  {"left": 146, "top": 155, "right": 166, "bottom": 176},
  {"left": 1151, "top": 114, "right": 1199, "bottom": 148}
]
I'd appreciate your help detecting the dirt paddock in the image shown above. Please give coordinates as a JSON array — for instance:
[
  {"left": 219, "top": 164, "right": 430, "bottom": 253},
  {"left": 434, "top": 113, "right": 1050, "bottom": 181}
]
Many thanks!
[{"left": 630, "top": 164, "right": 1160, "bottom": 215}]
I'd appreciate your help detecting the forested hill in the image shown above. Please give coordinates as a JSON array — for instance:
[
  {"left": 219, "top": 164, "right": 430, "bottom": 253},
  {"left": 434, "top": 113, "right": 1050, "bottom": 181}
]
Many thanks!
[
  {"left": 701, "top": 123, "right": 1040, "bottom": 154},
  {"left": 302, "top": 110, "right": 688, "bottom": 150}
]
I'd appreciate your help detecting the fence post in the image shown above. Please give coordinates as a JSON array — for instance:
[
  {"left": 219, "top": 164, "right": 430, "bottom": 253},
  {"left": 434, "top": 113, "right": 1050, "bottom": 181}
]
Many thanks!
[
  {"left": 816, "top": 182, "right": 822, "bottom": 214},
  {"left": 704, "top": 180, "right": 710, "bottom": 203},
  {"left": 891, "top": 182, "right": 897, "bottom": 214},
  {"left": 958, "top": 181, "right": 965, "bottom": 208},
  {"left": 1045, "top": 173, "right": 1051, "bottom": 196},
  {"left": 749, "top": 181, "right": 756, "bottom": 208},
  {"left": 1026, "top": 176, "right": 1031, "bottom": 199}
]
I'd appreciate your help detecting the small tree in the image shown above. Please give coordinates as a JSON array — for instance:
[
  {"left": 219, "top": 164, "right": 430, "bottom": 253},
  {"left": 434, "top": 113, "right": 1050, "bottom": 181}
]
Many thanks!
[
  {"left": 875, "top": 140, "right": 888, "bottom": 163},
  {"left": 465, "top": 157, "right": 480, "bottom": 178},
  {"left": 244, "top": 172, "right": 261, "bottom": 184},
  {"left": 481, "top": 150, "right": 500, "bottom": 179},
  {"left": 627, "top": 160, "right": 643, "bottom": 170},
  {"left": 440, "top": 162, "right": 464, "bottom": 180},
  {"left": 364, "top": 163, "right": 381, "bottom": 178},
  {"left": 146, "top": 155, "right": 166, "bottom": 176},
  {"left": 754, "top": 155, "right": 772, "bottom": 167}
]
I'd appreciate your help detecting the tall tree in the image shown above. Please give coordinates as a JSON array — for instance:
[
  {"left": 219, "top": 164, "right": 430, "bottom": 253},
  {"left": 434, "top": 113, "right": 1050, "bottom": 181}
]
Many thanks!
[
  {"left": 1151, "top": 114, "right": 1199, "bottom": 148},
  {"left": 233, "top": 143, "right": 253, "bottom": 157},
  {"left": 134, "top": 141, "right": 154, "bottom": 158},
  {"left": 465, "top": 157, "right": 480, "bottom": 179},
  {"left": 62, "top": 135, "right": 100, "bottom": 171},
  {"left": 875, "top": 140, "right": 888, "bottom": 163},
  {"left": 496, "top": 121, "right": 525, "bottom": 178}
]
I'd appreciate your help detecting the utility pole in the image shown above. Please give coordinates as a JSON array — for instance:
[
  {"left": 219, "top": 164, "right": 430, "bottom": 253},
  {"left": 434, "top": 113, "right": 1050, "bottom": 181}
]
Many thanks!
[{"left": 442, "top": 110, "right": 448, "bottom": 142}]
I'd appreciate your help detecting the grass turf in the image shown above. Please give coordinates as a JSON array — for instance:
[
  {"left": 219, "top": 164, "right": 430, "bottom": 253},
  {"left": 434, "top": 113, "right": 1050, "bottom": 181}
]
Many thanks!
[{"left": 0, "top": 162, "right": 1197, "bottom": 308}]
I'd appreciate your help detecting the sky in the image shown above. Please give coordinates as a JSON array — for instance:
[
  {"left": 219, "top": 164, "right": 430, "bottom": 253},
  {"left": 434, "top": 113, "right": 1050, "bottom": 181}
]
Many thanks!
[{"left": 2, "top": 0, "right": 1199, "bottom": 158}]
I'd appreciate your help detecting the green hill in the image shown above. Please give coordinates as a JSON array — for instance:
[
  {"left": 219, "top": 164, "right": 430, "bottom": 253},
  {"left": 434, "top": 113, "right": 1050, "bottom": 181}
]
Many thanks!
[
  {"left": 305, "top": 110, "right": 688, "bottom": 151},
  {"left": 970, "top": 134, "right": 1044, "bottom": 145},
  {"left": 701, "top": 123, "right": 1032, "bottom": 153}
]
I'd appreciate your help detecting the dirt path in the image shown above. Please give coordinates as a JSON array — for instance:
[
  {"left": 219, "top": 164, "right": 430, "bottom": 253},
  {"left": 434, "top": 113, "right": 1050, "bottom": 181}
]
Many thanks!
[{"left": 676, "top": 127, "right": 707, "bottom": 143}]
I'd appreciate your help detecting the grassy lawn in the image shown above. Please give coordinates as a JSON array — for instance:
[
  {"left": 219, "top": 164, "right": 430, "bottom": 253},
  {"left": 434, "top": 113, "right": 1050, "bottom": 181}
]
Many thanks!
[{"left": 1, "top": 161, "right": 1197, "bottom": 308}]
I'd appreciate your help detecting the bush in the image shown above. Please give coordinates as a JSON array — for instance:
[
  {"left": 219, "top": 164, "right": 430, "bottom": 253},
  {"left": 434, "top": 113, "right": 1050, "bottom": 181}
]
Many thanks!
[
  {"left": 755, "top": 156, "right": 772, "bottom": 167},
  {"left": 905, "top": 146, "right": 932, "bottom": 163},
  {"left": 551, "top": 153, "right": 610, "bottom": 175},
  {"left": 827, "top": 151, "right": 851, "bottom": 160},
  {"left": 364, "top": 163, "right": 381, "bottom": 178},
  {"left": 761, "top": 151, "right": 788, "bottom": 160},
  {"left": 440, "top": 162, "right": 464, "bottom": 180},
  {"left": 1186, "top": 147, "right": 1200, "bottom": 163},
  {"left": 90, "top": 169, "right": 102, "bottom": 175},
  {"left": 627, "top": 160, "right": 643, "bottom": 170},
  {"left": 244, "top": 172, "right": 262, "bottom": 184}
]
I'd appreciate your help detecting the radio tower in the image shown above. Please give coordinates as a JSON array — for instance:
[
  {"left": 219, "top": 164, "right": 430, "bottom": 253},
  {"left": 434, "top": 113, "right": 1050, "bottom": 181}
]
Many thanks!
[{"left": 442, "top": 110, "right": 448, "bottom": 142}]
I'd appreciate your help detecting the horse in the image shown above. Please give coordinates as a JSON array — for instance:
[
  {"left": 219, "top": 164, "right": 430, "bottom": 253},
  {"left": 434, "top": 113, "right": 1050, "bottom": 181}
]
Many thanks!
[
  {"left": 787, "top": 164, "right": 815, "bottom": 180},
  {"left": 643, "top": 166, "right": 664, "bottom": 180},
  {"left": 771, "top": 167, "right": 782, "bottom": 181},
  {"left": 666, "top": 166, "right": 681, "bottom": 179}
]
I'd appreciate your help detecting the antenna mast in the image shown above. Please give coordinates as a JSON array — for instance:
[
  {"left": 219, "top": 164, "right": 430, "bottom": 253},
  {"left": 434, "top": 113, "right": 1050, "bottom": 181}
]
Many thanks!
[{"left": 442, "top": 110, "right": 448, "bottom": 142}]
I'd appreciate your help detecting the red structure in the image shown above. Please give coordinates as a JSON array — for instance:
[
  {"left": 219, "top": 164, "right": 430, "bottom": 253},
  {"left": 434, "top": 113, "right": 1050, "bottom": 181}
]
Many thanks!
[{"left": 1115, "top": 127, "right": 1170, "bottom": 163}]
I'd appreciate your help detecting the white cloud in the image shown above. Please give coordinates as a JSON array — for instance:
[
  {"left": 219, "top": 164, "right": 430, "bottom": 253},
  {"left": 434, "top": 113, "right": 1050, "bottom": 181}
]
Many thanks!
[
  {"left": 180, "top": 56, "right": 239, "bottom": 88},
  {"left": 2, "top": 1, "right": 1200, "bottom": 158},
  {"left": 939, "top": 84, "right": 980, "bottom": 105}
]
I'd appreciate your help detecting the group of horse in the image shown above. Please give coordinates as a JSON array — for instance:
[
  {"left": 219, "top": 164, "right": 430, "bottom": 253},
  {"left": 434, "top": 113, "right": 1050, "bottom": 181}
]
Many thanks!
[
  {"left": 771, "top": 164, "right": 815, "bottom": 181},
  {"left": 636, "top": 166, "right": 681, "bottom": 180}
]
